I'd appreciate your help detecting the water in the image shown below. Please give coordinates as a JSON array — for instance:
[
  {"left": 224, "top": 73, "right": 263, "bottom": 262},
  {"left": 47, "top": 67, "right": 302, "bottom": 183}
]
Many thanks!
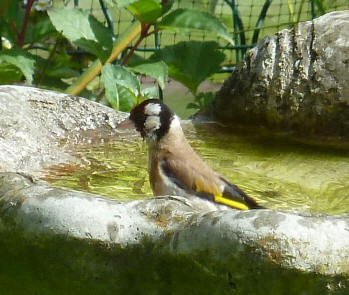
[{"left": 44, "top": 122, "right": 349, "bottom": 215}]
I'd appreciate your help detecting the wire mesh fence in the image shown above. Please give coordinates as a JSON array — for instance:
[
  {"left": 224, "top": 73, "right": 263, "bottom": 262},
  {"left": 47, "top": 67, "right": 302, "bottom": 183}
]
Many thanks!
[
  {"left": 2, "top": 0, "right": 347, "bottom": 112},
  {"left": 77, "top": 0, "right": 349, "bottom": 67},
  {"left": 56, "top": 0, "right": 347, "bottom": 107}
]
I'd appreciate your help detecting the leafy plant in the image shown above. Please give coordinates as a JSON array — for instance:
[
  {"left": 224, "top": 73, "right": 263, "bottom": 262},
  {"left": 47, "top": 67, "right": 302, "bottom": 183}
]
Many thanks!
[
  {"left": 0, "top": 0, "right": 233, "bottom": 111},
  {"left": 149, "top": 41, "right": 225, "bottom": 95},
  {"left": 0, "top": 0, "right": 84, "bottom": 91},
  {"left": 187, "top": 92, "right": 215, "bottom": 110},
  {"left": 0, "top": 48, "right": 35, "bottom": 84}
]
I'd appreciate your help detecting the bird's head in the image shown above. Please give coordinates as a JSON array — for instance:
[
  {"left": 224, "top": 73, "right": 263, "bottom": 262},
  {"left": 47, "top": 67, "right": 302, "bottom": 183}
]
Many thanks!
[{"left": 118, "top": 99, "right": 179, "bottom": 142}]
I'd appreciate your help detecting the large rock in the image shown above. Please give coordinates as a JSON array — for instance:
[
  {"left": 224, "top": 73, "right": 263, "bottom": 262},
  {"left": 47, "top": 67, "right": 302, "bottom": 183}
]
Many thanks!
[
  {"left": 0, "top": 85, "right": 126, "bottom": 176},
  {"left": 0, "top": 85, "right": 348, "bottom": 294},
  {"left": 212, "top": 11, "right": 349, "bottom": 138}
]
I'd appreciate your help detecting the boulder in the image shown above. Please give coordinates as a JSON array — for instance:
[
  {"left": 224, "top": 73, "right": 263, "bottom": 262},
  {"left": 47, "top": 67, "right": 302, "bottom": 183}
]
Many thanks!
[
  {"left": 0, "top": 85, "right": 126, "bottom": 176},
  {"left": 212, "top": 11, "right": 349, "bottom": 138}
]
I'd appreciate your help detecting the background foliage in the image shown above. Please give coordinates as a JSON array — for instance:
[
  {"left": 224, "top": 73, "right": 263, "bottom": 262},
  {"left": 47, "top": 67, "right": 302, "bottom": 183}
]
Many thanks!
[{"left": 0, "top": 0, "right": 347, "bottom": 112}]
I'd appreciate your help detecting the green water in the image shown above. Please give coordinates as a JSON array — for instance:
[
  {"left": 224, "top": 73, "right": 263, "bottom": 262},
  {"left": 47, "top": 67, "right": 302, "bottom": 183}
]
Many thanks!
[{"left": 45, "top": 123, "right": 349, "bottom": 215}]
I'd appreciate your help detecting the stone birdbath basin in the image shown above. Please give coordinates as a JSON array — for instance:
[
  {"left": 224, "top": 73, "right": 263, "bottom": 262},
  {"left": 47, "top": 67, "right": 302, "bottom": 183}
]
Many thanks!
[{"left": 0, "top": 85, "right": 348, "bottom": 294}]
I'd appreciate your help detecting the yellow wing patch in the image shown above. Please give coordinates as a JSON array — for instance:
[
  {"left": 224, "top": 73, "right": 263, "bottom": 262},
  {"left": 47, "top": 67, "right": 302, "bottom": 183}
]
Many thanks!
[
  {"left": 194, "top": 180, "right": 249, "bottom": 210},
  {"left": 194, "top": 180, "right": 219, "bottom": 196},
  {"left": 214, "top": 196, "right": 249, "bottom": 210}
]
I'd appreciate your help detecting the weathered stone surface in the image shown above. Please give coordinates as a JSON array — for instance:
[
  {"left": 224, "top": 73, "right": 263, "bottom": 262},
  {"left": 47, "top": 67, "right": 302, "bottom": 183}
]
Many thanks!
[
  {"left": 1, "top": 172, "right": 349, "bottom": 294},
  {"left": 0, "top": 85, "right": 348, "bottom": 294},
  {"left": 0, "top": 85, "right": 127, "bottom": 177},
  {"left": 212, "top": 11, "right": 349, "bottom": 138}
]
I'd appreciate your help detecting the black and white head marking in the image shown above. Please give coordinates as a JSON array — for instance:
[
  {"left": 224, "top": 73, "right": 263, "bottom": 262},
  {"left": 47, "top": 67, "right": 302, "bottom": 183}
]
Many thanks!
[{"left": 129, "top": 99, "right": 177, "bottom": 141}]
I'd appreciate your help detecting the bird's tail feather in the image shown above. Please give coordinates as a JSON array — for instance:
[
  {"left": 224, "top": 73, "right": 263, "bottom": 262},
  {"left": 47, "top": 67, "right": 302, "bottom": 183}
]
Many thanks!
[{"left": 219, "top": 177, "right": 264, "bottom": 210}]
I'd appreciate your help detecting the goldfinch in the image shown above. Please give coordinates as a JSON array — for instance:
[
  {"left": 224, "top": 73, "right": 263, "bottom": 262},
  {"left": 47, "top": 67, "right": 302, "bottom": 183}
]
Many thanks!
[{"left": 118, "top": 99, "right": 263, "bottom": 210}]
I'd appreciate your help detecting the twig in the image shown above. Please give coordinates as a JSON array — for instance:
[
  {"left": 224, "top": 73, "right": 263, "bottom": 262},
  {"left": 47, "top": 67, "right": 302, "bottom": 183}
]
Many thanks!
[
  {"left": 9, "top": 20, "right": 20, "bottom": 40},
  {"left": 121, "top": 23, "right": 151, "bottom": 66},
  {"left": 144, "top": 28, "right": 159, "bottom": 38},
  {"left": 37, "top": 34, "right": 63, "bottom": 86},
  {"left": 18, "top": 0, "right": 35, "bottom": 47}
]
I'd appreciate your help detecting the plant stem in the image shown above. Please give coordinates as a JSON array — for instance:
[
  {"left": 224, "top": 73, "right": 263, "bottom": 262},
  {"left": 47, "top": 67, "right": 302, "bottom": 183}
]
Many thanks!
[
  {"left": 66, "top": 21, "right": 142, "bottom": 96},
  {"left": 121, "top": 36, "right": 142, "bottom": 66},
  {"left": 37, "top": 35, "right": 62, "bottom": 86},
  {"left": 9, "top": 21, "right": 20, "bottom": 40},
  {"left": 296, "top": 0, "right": 306, "bottom": 23},
  {"left": 144, "top": 28, "right": 158, "bottom": 38},
  {"left": 105, "top": 21, "right": 142, "bottom": 64},
  {"left": 65, "top": 59, "right": 103, "bottom": 96},
  {"left": 121, "top": 23, "right": 151, "bottom": 66},
  {"left": 18, "top": 0, "right": 35, "bottom": 47}
]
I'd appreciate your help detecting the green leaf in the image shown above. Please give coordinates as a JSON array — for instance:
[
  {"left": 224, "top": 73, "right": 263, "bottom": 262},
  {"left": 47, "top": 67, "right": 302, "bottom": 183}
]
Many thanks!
[
  {"left": 104, "top": 64, "right": 141, "bottom": 96},
  {"left": 34, "top": 53, "right": 81, "bottom": 79},
  {"left": 126, "top": 53, "right": 146, "bottom": 66},
  {"left": 313, "top": 0, "right": 326, "bottom": 15},
  {"left": 150, "top": 41, "right": 225, "bottom": 94},
  {"left": 141, "top": 86, "right": 158, "bottom": 99},
  {"left": 118, "top": 86, "right": 136, "bottom": 111},
  {"left": 0, "top": 48, "right": 35, "bottom": 84},
  {"left": 186, "top": 102, "right": 200, "bottom": 110},
  {"left": 158, "top": 9, "right": 234, "bottom": 45},
  {"left": 101, "top": 64, "right": 119, "bottom": 109},
  {"left": 128, "top": 0, "right": 162, "bottom": 23},
  {"left": 36, "top": 76, "right": 70, "bottom": 91},
  {"left": 25, "top": 17, "right": 57, "bottom": 44},
  {"left": 192, "top": 92, "right": 214, "bottom": 109},
  {"left": 46, "top": 66, "right": 80, "bottom": 79},
  {"left": 116, "top": 0, "right": 138, "bottom": 8},
  {"left": 1, "top": 0, "right": 24, "bottom": 24},
  {"left": 128, "top": 61, "right": 167, "bottom": 89},
  {"left": 0, "top": 63, "right": 23, "bottom": 84},
  {"left": 161, "top": 0, "right": 175, "bottom": 16},
  {"left": 202, "top": 92, "right": 214, "bottom": 107},
  {"left": 48, "top": 8, "right": 113, "bottom": 61},
  {"left": 0, "top": 0, "right": 25, "bottom": 45},
  {"left": 101, "top": 64, "right": 140, "bottom": 110}
]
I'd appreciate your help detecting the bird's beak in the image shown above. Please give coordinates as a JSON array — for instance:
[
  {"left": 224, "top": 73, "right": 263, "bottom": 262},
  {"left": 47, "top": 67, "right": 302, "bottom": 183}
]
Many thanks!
[{"left": 117, "top": 117, "right": 135, "bottom": 130}]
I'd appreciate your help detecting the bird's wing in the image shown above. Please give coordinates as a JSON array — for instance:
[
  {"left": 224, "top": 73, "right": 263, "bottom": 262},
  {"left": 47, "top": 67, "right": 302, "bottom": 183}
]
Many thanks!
[
  {"left": 160, "top": 157, "right": 219, "bottom": 202},
  {"left": 218, "top": 176, "right": 263, "bottom": 209},
  {"left": 161, "top": 157, "right": 261, "bottom": 210}
]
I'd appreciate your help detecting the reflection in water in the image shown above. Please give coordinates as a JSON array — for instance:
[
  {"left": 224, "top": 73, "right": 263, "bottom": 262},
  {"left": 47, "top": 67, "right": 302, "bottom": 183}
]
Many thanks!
[{"left": 44, "top": 122, "right": 349, "bottom": 215}]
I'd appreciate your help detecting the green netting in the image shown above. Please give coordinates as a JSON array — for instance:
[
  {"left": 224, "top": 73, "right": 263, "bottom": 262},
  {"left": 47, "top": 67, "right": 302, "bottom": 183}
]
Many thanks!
[{"left": 80, "top": 0, "right": 349, "bottom": 67}]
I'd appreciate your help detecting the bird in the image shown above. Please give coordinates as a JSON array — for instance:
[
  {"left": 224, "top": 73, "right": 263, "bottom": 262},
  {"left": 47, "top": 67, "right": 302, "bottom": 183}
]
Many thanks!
[{"left": 118, "top": 99, "right": 263, "bottom": 210}]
